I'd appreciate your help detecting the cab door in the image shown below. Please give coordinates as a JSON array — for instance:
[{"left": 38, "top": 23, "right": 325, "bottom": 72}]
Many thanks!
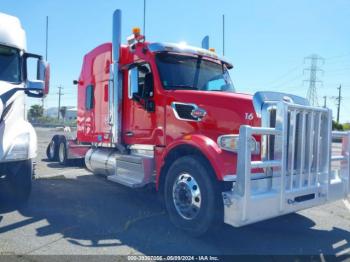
[{"left": 122, "top": 63, "right": 159, "bottom": 145}]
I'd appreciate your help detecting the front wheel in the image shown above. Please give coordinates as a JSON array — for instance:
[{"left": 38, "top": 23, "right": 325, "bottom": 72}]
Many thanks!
[
  {"left": 164, "top": 155, "right": 223, "bottom": 236},
  {"left": 6, "top": 159, "right": 33, "bottom": 204}
]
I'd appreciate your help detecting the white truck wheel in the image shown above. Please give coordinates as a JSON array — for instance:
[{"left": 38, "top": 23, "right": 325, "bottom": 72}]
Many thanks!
[{"left": 164, "top": 155, "right": 223, "bottom": 236}]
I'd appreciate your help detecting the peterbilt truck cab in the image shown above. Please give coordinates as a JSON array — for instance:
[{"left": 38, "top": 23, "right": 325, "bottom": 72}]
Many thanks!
[
  {"left": 48, "top": 9, "right": 350, "bottom": 236},
  {"left": 0, "top": 13, "right": 49, "bottom": 203}
]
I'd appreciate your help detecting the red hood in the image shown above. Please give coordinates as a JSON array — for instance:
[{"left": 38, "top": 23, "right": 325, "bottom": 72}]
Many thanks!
[{"left": 165, "top": 90, "right": 261, "bottom": 143}]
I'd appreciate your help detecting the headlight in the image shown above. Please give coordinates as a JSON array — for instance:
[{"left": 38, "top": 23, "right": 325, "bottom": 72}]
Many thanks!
[
  {"left": 5, "top": 133, "right": 30, "bottom": 160},
  {"left": 217, "top": 134, "right": 260, "bottom": 155}
]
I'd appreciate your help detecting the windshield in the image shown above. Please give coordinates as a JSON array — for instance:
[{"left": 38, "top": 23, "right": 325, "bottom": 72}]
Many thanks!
[
  {"left": 0, "top": 45, "right": 21, "bottom": 83},
  {"left": 155, "top": 53, "right": 235, "bottom": 92}
]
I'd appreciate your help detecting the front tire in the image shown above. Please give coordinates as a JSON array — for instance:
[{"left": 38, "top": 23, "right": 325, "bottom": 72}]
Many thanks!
[
  {"left": 7, "top": 159, "right": 33, "bottom": 204},
  {"left": 164, "top": 155, "right": 223, "bottom": 236}
]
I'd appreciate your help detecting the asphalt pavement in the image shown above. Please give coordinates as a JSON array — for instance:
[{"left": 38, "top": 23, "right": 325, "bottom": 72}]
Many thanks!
[{"left": 0, "top": 127, "right": 349, "bottom": 259}]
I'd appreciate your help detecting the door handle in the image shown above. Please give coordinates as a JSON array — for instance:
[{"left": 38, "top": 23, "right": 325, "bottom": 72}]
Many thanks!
[{"left": 125, "top": 131, "right": 134, "bottom": 137}]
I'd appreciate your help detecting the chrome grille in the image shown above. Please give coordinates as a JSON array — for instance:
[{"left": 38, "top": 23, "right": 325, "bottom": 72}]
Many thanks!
[{"left": 264, "top": 103, "right": 332, "bottom": 191}]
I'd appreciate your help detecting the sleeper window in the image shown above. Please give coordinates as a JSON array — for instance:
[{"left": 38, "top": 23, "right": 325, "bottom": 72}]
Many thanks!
[{"left": 86, "top": 84, "right": 94, "bottom": 109}]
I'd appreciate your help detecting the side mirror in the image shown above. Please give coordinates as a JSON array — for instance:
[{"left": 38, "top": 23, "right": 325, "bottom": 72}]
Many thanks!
[
  {"left": 23, "top": 53, "right": 50, "bottom": 98},
  {"left": 38, "top": 60, "right": 50, "bottom": 96}
]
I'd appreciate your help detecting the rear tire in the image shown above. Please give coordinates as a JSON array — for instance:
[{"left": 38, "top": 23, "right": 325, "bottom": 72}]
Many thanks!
[
  {"left": 164, "top": 155, "right": 223, "bottom": 237},
  {"left": 58, "top": 137, "right": 68, "bottom": 165},
  {"left": 6, "top": 159, "right": 33, "bottom": 204},
  {"left": 46, "top": 135, "right": 59, "bottom": 161}
]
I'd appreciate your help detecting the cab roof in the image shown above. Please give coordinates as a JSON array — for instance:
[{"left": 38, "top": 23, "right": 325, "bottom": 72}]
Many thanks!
[
  {"left": 0, "top": 12, "right": 26, "bottom": 50},
  {"left": 148, "top": 42, "right": 233, "bottom": 69}
]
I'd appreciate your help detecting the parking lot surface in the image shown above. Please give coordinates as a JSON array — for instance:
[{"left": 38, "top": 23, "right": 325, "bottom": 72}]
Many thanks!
[{"left": 0, "top": 127, "right": 349, "bottom": 259}]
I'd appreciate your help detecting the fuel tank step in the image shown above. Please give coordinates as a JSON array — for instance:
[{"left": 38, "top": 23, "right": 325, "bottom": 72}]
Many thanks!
[
  {"left": 107, "top": 154, "right": 155, "bottom": 188},
  {"left": 85, "top": 148, "right": 155, "bottom": 188}
]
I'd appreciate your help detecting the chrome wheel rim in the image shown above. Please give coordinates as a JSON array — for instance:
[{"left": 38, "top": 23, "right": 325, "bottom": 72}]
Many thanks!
[
  {"left": 172, "top": 173, "right": 201, "bottom": 220},
  {"left": 59, "top": 143, "right": 65, "bottom": 162},
  {"left": 49, "top": 141, "right": 55, "bottom": 158}
]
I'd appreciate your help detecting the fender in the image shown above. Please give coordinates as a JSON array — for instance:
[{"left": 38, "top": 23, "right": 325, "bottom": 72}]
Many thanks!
[{"left": 157, "top": 134, "right": 228, "bottom": 186}]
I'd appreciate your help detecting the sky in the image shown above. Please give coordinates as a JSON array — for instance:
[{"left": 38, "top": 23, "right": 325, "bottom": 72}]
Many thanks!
[{"left": 1, "top": 0, "right": 350, "bottom": 122}]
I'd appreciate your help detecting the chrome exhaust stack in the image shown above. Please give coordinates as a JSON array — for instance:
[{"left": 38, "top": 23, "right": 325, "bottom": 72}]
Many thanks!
[{"left": 109, "top": 9, "right": 122, "bottom": 145}]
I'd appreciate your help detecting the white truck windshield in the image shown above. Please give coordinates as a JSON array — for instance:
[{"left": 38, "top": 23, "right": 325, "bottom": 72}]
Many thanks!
[
  {"left": 0, "top": 45, "right": 21, "bottom": 83},
  {"left": 155, "top": 53, "right": 235, "bottom": 92}
]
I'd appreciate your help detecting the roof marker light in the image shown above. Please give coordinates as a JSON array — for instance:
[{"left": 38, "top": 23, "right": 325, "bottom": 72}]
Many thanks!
[{"left": 132, "top": 27, "right": 141, "bottom": 36}]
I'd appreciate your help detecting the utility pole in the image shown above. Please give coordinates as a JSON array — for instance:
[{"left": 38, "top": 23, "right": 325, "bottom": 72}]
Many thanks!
[
  {"left": 336, "top": 84, "right": 342, "bottom": 123},
  {"left": 57, "top": 86, "right": 64, "bottom": 120},
  {"left": 222, "top": 14, "right": 225, "bottom": 56},
  {"left": 42, "top": 16, "right": 49, "bottom": 109},
  {"left": 323, "top": 96, "right": 327, "bottom": 108},
  {"left": 45, "top": 16, "right": 48, "bottom": 61},
  {"left": 143, "top": 0, "right": 146, "bottom": 36},
  {"left": 304, "top": 54, "right": 324, "bottom": 106}
]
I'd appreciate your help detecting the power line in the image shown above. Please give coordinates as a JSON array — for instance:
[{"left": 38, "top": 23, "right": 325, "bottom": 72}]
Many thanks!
[
  {"left": 303, "top": 54, "right": 324, "bottom": 106},
  {"left": 263, "top": 64, "right": 302, "bottom": 86},
  {"left": 269, "top": 74, "right": 303, "bottom": 90},
  {"left": 326, "top": 53, "right": 350, "bottom": 61}
]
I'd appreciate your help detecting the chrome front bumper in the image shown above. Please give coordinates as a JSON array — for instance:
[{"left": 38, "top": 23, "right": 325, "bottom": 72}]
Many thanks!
[{"left": 222, "top": 101, "right": 350, "bottom": 227}]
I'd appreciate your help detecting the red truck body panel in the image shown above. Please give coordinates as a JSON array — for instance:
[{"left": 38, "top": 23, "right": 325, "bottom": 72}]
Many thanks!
[
  {"left": 77, "top": 43, "right": 112, "bottom": 144},
  {"left": 76, "top": 41, "right": 261, "bottom": 182}
]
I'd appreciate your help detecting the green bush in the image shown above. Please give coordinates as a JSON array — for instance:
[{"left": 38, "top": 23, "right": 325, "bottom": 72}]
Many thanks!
[
  {"left": 332, "top": 120, "right": 344, "bottom": 131},
  {"left": 29, "top": 116, "right": 76, "bottom": 127}
]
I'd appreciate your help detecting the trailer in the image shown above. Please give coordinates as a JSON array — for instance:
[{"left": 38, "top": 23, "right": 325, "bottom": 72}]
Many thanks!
[{"left": 47, "top": 9, "right": 350, "bottom": 236}]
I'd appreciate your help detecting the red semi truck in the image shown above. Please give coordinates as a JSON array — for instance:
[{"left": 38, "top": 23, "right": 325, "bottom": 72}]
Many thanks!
[{"left": 47, "top": 9, "right": 350, "bottom": 236}]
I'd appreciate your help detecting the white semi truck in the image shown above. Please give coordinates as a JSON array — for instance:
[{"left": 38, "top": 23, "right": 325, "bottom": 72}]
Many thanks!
[{"left": 0, "top": 12, "right": 49, "bottom": 203}]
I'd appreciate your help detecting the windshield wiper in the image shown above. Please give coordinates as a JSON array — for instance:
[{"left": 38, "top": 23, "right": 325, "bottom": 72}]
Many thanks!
[{"left": 166, "top": 85, "right": 198, "bottom": 90}]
